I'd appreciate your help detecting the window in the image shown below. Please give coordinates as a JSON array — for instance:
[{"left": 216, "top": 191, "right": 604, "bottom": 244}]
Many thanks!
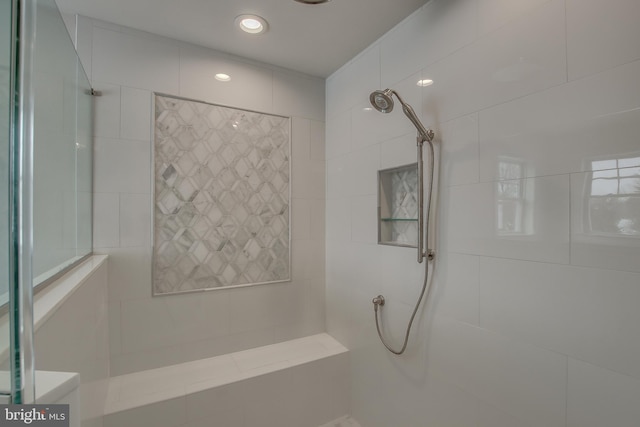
[
  {"left": 496, "top": 158, "right": 527, "bottom": 235},
  {"left": 586, "top": 156, "right": 640, "bottom": 236}
]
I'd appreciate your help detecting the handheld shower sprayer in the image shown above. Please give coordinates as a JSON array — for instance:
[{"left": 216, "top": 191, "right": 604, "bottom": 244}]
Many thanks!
[
  {"left": 369, "top": 89, "right": 434, "bottom": 143},
  {"left": 368, "top": 88, "right": 437, "bottom": 355}
]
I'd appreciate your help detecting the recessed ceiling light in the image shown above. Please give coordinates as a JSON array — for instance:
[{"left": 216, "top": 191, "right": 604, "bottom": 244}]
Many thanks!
[
  {"left": 417, "top": 79, "right": 434, "bottom": 87},
  {"left": 294, "top": 0, "right": 331, "bottom": 4},
  {"left": 215, "top": 73, "right": 231, "bottom": 82},
  {"left": 235, "top": 15, "right": 268, "bottom": 34}
]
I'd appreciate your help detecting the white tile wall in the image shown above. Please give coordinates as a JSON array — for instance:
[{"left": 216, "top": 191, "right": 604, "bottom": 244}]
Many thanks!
[
  {"left": 79, "top": 15, "right": 326, "bottom": 374},
  {"left": 567, "top": 359, "right": 640, "bottom": 427},
  {"left": 445, "top": 175, "right": 571, "bottom": 263},
  {"left": 92, "top": 27, "right": 180, "bottom": 93},
  {"left": 326, "top": 0, "right": 640, "bottom": 426},
  {"left": 480, "top": 258, "right": 640, "bottom": 379},
  {"left": 380, "top": 0, "right": 478, "bottom": 87},
  {"left": 566, "top": 0, "right": 640, "bottom": 81},
  {"left": 479, "top": 59, "right": 640, "bottom": 182},
  {"left": 34, "top": 259, "right": 109, "bottom": 426},
  {"left": 120, "top": 87, "right": 151, "bottom": 141}
]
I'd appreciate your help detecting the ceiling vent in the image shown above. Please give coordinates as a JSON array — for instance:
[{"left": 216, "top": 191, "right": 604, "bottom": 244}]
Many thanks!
[{"left": 294, "top": 0, "right": 331, "bottom": 4}]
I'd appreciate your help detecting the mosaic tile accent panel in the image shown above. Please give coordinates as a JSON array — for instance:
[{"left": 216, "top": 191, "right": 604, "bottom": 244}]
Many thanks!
[
  {"left": 153, "top": 95, "right": 290, "bottom": 294},
  {"left": 390, "top": 167, "right": 419, "bottom": 245}
]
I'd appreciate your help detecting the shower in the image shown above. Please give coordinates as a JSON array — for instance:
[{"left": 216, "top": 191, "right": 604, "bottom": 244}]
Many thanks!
[{"left": 369, "top": 88, "right": 437, "bottom": 355}]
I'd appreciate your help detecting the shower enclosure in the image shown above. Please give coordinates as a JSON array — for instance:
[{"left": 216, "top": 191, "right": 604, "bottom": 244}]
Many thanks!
[{"left": 1, "top": 0, "right": 93, "bottom": 403}]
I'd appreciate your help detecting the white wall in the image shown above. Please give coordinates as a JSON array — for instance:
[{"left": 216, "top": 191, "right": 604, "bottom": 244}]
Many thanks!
[
  {"left": 325, "top": 0, "right": 640, "bottom": 426},
  {"left": 75, "top": 16, "right": 326, "bottom": 375},
  {"left": 34, "top": 259, "right": 109, "bottom": 427}
]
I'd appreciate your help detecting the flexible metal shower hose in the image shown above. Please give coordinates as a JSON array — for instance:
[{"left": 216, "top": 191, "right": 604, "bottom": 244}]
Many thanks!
[{"left": 373, "top": 138, "right": 436, "bottom": 355}]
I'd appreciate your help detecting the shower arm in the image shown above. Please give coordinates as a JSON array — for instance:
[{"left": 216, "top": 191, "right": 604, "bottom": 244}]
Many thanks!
[{"left": 391, "top": 90, "right": 434, "bottom": 144}]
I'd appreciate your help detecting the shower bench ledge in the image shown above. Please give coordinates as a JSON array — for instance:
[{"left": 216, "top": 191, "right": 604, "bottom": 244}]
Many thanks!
[{"left": 103, "top": 333, "right": 350, "bottom": 427}]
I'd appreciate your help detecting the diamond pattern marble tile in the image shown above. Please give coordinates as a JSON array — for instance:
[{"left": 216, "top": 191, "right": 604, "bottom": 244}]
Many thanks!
[
  {"left": 153, "top": 95, "right": 290, "bottom": 294},
  {"left": 391, "top": 167, "right": 418, "bottom": 245}
]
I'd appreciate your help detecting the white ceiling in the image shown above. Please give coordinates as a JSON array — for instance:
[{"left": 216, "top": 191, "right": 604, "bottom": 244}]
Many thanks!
[{"left": 54, "top": 0, "right": 430, "bottom": 78}]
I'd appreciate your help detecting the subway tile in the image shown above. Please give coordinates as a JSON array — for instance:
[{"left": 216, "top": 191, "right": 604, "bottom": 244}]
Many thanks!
[
  {"left": 476, "top": 400, "right": 532, "bottom": 427},
  {"left": 380, "top": 0, "right": 478, "bottom": 86},
  {"left": 292, "top": 117, "right": 311, "bottom": 164},
  {"left": 325, "top": 111, "right": 351, "bottom": 160},
  {"left": 110, "top": 328, "right": 274, "bottom": 376},
  {"left": 434, "top": 253, "right": 479, "bottom": 325},
  {"left": 92, "top": 82, "right": 120, "bottom": 138},
  {"left": 326, "top": 198, "right": 351, "bottom": 243},
  {"left": 568, "top": 359, "right": 640, "bottom": 427},
  {"left": 120, "top": 291, "right": 230, "bottom": 355},
  {"left": 421, "top": 0, "right": 567, "bottom": 124},
  {"left": 121, "top": 87, "right": 151, "bottom": 141},
  {"left": 273, "top": 69, "right": 325, "bottom": 122},
  {"left": 104, "top": 396, "right": 186, "bottom": 427},
  {"left": 351, "top": 195, "right": 377, "bottom": 244},
  {"left": 479, "top": 59, "right": 640, "bottom": 181},
  {"left": 571, "top": 169, "right": 640, "bottom": 273},
  {"left": 291, "top": 240, "right": 312, "bottom": 281},
  {"left": 446, "top": 175, "right": 570, "bottom": 263},
  {"left": 227, "top": 283, "right": 302, "bottom": 335},
  {"left": 93, "top": 138, "right": 151, "bottom": 194},
  {"left": 240, "top": 370, "right": 295, "bottom": 427},
  {"left": 179, "top": 46, "right": 273, "bottom": 113},
  {"left": 348, "top": 145, "right": 380, "bottom": 196},
  {"left": 289, "top": 355, "right": 350, "bottom": 427},
  {"left": 93, "top": 192, "right": 119, "bottom": 248},
  {"left": 326, "top": 45, "right": 380, "bottom": 115},
  {"left": 369, "top": 243, "right": 424, "bottom": 307},
  {"left": 309, "top": 119, "right": 326, "bottom": 162},
  {"left": 379, "top": 132, "right": 417, "bottom": 171},
  {"left": 477, "top": 0, "right": 553, "bottom": 36},
  {"left": 119, "top": 193, "right": 151, "bottom": 247},
  {"left": 428, "top": 317, "right": 567, "bottom": 427},
  {"left": 567, "top": 0, "right": 640, "bottom": 80},
  {"left": 394, "top": 375, "right": 479, "bottom": 427},
  {"left": 185, "top": 382, "right": 244, "bottom": 425},
  {"left": 291, "top": 198, "right": 312, "bottom": 241},
  {"left": 327, "top": 156, "right": 350, "bottom": 199},
  {"left": 92, "top": 27, "right": 180, "bottom": 93},
  {"left": 108, "top": 302, "right": 122, "bottom": 357},
  {"left": 309, "top": 198, "right": 325, "bottom": 242},
  {"left": 439, "top": 113, "right": 479, "bottom": 187},
  {"left": 480, "top": 257, "right": 640, "bottom": 380},
  {"left": 93, "top": 246, "right": 151, "bottom": 302},
  {"left": 292, "top": 158, "right": 324, "bottom": 200}
]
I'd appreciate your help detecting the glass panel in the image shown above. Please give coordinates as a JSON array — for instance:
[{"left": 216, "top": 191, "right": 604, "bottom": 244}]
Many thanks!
[
  {"left": 76, "top": 62, "right": 92, "bottom": 258},
  {"left": 32, "top": 0, "right": 92, "bottom": 285},
  {"left": 0, "top": 0, "right": 14, "bottom": 396}
]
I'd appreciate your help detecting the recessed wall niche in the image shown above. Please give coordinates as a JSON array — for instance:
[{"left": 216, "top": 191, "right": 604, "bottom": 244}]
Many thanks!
[{"left": 153, "top": 94, "right": 291, "bottom": 295}]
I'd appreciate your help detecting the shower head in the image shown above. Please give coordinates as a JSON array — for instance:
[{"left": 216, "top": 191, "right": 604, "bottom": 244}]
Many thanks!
[
  {"left": 370, "top": 89, "right": 395, "bottom": 113},
  {"left": 369, "top": 88, "right": 434, "bottom": 142}
]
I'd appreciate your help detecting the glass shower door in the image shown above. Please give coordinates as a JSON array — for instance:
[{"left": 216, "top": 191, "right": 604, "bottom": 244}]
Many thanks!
[
  {"left": 0, "top": 0, "right": 16, "bottom": 400},
  {"left": 1, "top": 0, "right": 36, "bottom": 404}
]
